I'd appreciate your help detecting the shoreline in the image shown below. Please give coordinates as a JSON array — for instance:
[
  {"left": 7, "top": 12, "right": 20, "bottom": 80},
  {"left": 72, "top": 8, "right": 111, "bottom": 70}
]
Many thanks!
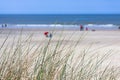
[{"left": 0, "top": 27, "right": 120, "bottom": 32}]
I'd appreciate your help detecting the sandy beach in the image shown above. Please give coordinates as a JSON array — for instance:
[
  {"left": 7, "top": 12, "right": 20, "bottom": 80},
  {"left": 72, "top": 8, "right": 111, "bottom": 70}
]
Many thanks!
[
  {"left": 0, "top": 28, "right": 120, "bottom": 67},
  {"left": 0, "top": 28, "right": 120, "bottom": 79},
  {"left": 1, "top": 0, "right": 120, "bottom": 79}
]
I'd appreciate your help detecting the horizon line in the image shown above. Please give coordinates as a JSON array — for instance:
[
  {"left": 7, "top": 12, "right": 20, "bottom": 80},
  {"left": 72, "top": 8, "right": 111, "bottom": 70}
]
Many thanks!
[{"left": 0, "top": 13, "right": 120, "bottom": 15}]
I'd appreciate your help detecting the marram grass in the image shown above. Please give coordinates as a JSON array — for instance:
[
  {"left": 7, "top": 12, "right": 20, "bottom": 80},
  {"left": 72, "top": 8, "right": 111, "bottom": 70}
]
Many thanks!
[{"left": 0, "top": 30, "right": 119, "bottom": 80}]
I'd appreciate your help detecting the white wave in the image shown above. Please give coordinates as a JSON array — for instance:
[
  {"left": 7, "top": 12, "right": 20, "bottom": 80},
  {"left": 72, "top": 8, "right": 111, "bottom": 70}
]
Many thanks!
[
  {"left": 14, "top": 24, "right": 78, "bottom": 28},
  {"left": 0, "top": 24, "right": 119, "bottom": 30},
  {"left": 85, "top": 24, "right": 117, "bottom": 28}
]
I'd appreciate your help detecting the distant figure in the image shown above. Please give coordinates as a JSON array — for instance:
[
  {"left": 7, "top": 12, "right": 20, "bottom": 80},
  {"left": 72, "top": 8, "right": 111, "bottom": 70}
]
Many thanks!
[
  {"left": 1, "top": 24, "right": 3, "bottom": 28},
  {"left": 118, "top": 26, "right": 120, "bottom": 29},
  {"left": 92, "top": 29, "right": 96, "bottom": 31},
  {"left": 80, "top": 25, "right": 84, "bottom": 31},
  {"left": 86, "top": 27, "right": 88, "bottom": 31},
  {"left": 44, "top": 32, "right": 49, "bottom": 37},
  {"left": 2, "top": 24, "right": 7, "bottom": 28},
  {"left": 44, "top": 32, "right": 52, "bottom": 38},
  {"left": 49, "top": 33, "right": 52, "bottom": 38},
  {"left": 5, "top": 24, "right": 7, "bottom": 27}
]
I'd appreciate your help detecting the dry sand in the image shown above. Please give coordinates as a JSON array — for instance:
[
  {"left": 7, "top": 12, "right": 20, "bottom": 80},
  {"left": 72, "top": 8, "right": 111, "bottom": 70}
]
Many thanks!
[{"left": 0, "top": 28, "right": 120, "bottom": 68}]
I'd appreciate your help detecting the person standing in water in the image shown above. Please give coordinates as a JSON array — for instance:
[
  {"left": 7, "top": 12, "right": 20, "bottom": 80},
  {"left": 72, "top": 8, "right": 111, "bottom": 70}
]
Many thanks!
[{"left": 80, "top": 25, "right": 84, "bottom": 31}]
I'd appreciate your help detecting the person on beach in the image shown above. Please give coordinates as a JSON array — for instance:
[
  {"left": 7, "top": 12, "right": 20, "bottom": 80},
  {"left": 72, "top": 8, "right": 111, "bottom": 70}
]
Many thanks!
[
  {"left": 1, "top": 24, "right": 7, "bottom": 28},
  {"left": 44, "top": 32, "right": 52, "bottom": 38},
  {"left": 80, "top": 25, "right": 84, "bottom": 31},
  {"left": 49, "top": 33, "right": 52, "bottom": 38},
  {"left": 86, "top": 27, "right": 88, "bottom": 31},
  {"left": 118, "top": 26, "right": 120, "bottom": 29},
  {"left": 44, "top": 32, "right": 49, "bottom": 37}
]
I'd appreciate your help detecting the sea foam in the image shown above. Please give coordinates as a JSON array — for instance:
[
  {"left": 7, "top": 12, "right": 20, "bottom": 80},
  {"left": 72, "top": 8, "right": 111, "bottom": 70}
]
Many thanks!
[{"left": 0, "top": 24, "right": 119, "bottom": 30}]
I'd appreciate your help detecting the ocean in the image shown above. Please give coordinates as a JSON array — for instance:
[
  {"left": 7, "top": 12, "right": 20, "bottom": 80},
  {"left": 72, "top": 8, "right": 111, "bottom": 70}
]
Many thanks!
[{"left": 0, "top": 14, "right": 120, "bottom": 30}]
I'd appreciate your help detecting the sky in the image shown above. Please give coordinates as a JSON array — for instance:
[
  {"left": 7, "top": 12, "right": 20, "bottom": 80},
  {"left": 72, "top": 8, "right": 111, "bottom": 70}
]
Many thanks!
[{"left": 0, "top": 0, "right": 120, "bottom": 14}]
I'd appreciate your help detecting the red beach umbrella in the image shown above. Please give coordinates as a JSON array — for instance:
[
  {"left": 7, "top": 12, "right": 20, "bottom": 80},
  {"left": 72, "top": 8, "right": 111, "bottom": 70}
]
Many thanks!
[{"left": 44, "top": 32, "right": 49, "bottom": 36}]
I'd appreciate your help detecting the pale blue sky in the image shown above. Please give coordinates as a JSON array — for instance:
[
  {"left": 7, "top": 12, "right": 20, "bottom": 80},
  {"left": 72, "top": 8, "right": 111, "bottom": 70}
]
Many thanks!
[{"left": 0, "top": 0, "right": 120, "bottom": 14}]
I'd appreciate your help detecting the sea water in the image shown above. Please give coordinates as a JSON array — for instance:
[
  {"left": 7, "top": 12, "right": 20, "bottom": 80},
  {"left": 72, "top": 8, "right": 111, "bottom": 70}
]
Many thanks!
[{"left": 0, "top": 14, "right": 120, "bottom": 30}]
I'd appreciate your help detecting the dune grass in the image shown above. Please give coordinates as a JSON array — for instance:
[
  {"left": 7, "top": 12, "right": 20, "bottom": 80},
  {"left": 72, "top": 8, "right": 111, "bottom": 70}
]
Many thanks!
[{"left": 0, "top": 29, "right": 120, "bottom": 80}]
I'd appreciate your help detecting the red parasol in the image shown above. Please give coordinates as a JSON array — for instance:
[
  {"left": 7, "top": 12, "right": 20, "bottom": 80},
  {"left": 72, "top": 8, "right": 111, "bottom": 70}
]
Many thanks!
[{"left": 44, "top": 32, "right": 49, "bottom": 36}]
